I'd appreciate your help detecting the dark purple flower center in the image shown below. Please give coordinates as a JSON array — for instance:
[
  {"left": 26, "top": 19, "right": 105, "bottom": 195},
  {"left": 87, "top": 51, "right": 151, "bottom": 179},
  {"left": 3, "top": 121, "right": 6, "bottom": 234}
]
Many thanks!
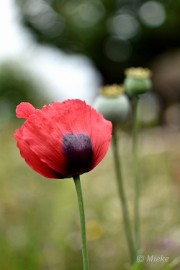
[{"left": 62, "top": 133, "right": 94, "bottom": 177}]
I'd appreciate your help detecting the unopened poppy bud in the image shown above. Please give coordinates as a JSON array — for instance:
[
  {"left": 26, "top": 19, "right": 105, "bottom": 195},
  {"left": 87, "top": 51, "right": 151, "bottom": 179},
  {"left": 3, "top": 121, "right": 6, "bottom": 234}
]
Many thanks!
[
  {"left": 93, "top": 85, "right": 131, "bottom": 124},
  {"left": 124, "top": 67, "right": 152, "bottom": 97}
]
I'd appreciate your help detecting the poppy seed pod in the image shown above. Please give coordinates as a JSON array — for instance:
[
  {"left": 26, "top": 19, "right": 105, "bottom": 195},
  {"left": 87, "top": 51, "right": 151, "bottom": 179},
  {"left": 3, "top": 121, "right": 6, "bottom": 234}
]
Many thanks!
[
  {"left": 93, "top": 85, "right": 131, "bottom": 124},
  {"left": 124, "top": 67, "right": 152, "bottom": 97}
]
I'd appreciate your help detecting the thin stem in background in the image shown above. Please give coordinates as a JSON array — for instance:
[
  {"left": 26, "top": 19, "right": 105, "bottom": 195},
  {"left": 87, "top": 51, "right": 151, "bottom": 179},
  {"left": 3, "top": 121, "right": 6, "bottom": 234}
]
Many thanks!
[
  {"left": 112, "top": 125, "right": 135, "bottom": 264},
  {"left": 73, "top": 175, "right": 89, "bottom": 270},
  {"left": 132, "top": 97, "right": 140, "bottom": 257}
]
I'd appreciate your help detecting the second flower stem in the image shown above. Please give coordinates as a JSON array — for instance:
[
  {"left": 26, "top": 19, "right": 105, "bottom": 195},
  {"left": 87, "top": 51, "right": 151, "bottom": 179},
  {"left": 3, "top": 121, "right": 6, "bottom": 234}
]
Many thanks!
[
  {"left": 112, "top": 125, "right": 135, "bottom": 264},
  {"left": 132, "top": 97, "right": 140, "bottom": 257},
  {"left": 73, "top": 175, "right": 89, "bottom": 270}
]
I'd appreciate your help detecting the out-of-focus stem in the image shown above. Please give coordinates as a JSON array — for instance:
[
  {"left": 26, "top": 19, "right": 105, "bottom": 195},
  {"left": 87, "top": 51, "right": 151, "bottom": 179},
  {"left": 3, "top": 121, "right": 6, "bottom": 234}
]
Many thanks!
[
  {"left": 132, "top": 97, "right": 140, "bottom": 257},
  {"left": 112, "top": 125, "right": 135, "bottom": 264}
]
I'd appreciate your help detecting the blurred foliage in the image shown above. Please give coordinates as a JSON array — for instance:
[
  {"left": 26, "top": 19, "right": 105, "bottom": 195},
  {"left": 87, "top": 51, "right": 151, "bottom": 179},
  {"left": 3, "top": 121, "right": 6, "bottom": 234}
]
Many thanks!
[
  {"left": 0, "top": 62, "right": 46, "bottom": 126},
  {"left": 1, "top": 124, "right": 180, "bottom": 269},
  {"left": 16, "top": 0, "right": 180, "bottom": 83}
]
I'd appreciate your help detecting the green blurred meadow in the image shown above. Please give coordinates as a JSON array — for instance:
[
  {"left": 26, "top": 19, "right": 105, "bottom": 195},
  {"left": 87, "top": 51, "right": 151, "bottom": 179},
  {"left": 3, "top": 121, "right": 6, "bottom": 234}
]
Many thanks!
[{"left": 1, "top": 123, "right": 180, "bottom": 270}]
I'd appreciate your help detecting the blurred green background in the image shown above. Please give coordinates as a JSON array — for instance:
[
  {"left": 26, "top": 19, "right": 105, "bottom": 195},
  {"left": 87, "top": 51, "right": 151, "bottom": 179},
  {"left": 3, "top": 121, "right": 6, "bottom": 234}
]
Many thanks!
[{"left": 1, "top": 0, "right": 180, "bottom": 269}]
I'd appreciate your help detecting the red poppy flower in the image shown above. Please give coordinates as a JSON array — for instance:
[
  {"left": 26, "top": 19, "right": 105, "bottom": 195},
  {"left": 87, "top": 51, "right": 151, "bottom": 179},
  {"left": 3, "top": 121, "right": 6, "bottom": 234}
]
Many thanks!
[{"left": 14, "top": 99, "right": 112, "bottom": 179}]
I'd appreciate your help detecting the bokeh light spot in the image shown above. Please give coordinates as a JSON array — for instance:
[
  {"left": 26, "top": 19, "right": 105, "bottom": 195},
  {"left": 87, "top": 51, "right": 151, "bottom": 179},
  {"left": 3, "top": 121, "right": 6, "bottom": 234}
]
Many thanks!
[
  {"left": 109, "top": 12, "right": 139, "bottom": 40},
  {"left": 71, "top": 1, "right": 105, "bottom": 28},
  {"left": 139, "top": 1, "right": 166, "bottom": 27}
]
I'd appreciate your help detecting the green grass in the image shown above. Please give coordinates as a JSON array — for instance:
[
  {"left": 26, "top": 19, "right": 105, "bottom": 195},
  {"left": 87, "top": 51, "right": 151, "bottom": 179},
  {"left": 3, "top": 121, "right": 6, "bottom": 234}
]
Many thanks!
[{"left": 0, "top": 124, "right": 180, "bottom": 270}]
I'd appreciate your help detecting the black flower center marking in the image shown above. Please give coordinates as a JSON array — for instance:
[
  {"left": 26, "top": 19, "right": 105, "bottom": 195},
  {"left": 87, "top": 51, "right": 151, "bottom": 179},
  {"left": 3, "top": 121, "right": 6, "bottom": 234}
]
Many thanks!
[{"left": 62, "top": 133, "right": 94, "bottom": 177}]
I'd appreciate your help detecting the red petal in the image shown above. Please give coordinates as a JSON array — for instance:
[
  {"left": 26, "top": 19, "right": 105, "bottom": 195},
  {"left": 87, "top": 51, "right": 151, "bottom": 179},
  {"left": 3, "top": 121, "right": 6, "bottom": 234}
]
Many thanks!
[
  {"left": 19, "top": 100, "right": 93, "bottom": 175},
  {"left": 53, "top": 99, "right": 93, "bottom": 134},
  {"left": 20, "top": 103, "right": 67, "bottom": 174},
  {"left": 16, "top": 102, "right": 36, "bottom": 119},
  {"left": 15, "top": 99, "right": 112, "bottom": 178},
  {"left": 52, "top": 100, "right": 112, "bottom": 170},
  {"left": 14, "top": 128, "right": 64, "bottom": 178},
  {"left": 88, "top": 108, "right": 112, "bottom": 169}
]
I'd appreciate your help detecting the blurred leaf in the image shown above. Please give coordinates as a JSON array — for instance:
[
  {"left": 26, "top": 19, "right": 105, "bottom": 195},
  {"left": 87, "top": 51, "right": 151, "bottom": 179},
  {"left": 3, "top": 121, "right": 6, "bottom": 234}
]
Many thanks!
[
  {"left": 0, "top": 61, "right": 46, "bottom": 124},
  {"left": 130, "top": 262, "right": 144, "bottom": 270}
]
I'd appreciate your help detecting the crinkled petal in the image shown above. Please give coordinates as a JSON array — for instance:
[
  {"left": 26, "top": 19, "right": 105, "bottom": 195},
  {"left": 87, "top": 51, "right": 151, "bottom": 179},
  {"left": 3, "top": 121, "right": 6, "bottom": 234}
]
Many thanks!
[
  {"left": 14, "top": 128, "right": 64, "bottom": 178},
  {"left": 16, "top": 102, "right": 36, "bottom": 119},
  {"left": 89, "top": 108, "right": 112, "bottom": 169},
  {"left": 14, "top": 100, "right": 112, "bottom": 178},
  {"left": 52, "top": 100, "right": 112, "bottom": 171},
  {"left": 21, "top": 105, "right": 66, "bottom": 174}
]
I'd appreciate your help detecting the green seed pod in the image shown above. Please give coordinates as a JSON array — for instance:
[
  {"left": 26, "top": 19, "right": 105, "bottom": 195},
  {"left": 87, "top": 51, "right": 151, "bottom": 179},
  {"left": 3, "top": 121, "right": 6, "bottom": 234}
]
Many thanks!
[
  {"left": 124, "top": 67, "right": 152, "bottom": 97},
  {"left": 93, "top": 85, "right": 131, "bottom": 124}
]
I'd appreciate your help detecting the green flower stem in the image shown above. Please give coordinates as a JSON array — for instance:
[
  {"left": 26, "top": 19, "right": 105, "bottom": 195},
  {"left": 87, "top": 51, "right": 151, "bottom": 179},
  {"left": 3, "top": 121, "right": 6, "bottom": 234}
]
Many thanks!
[
  {"left": 112, "top": 125, "right": 135, "bottom": 264},
  {"left": 73, "top": 175, "right": 89, "bottom": 270},
  {"left": 132, "top": 97, "right": 140, "bottom": 257}
]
